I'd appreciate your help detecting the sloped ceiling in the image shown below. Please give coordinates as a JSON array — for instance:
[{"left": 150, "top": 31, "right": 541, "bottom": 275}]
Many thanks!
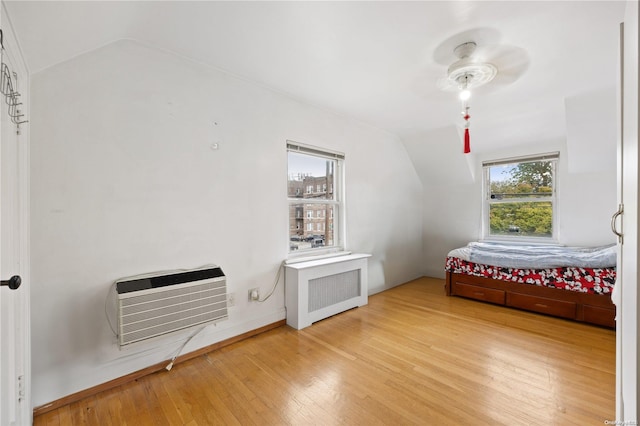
[{"left": 5, "top": 1, "right": 625, "bottom": 156}]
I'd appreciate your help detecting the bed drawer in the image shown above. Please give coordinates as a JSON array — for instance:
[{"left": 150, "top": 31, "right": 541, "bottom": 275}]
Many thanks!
[
  {"left": 452, "top": 283, "right": 505, "bottom": 305},
  {"left": 583, "top": 305, "right": 616, "bottom": 328},
  {"left": 507, "top": 292, "right": 576, "bottom": 319}
]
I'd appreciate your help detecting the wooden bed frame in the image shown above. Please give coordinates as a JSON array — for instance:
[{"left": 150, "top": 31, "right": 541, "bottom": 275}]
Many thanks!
[{"left": 445, "top": 271, "right": 616, "bottom": 328}]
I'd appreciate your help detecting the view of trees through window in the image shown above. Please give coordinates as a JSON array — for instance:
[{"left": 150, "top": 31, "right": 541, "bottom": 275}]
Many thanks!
[{"left": 487, "top": 160, "right": 555, "bottom": 238}]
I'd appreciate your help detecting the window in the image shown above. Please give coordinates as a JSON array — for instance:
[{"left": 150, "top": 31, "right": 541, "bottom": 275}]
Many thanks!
[
  {"left": 483, "top": 152, "right": 558, "bottom": 240},
  {"left": 287, "top": 141, "right": 344, "bottom": 254}
]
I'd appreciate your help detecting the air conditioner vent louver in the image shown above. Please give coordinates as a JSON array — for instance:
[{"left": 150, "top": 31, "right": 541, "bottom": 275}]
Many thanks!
[{"left": 116, "top": 266, "right": 227, "bottom": 347}]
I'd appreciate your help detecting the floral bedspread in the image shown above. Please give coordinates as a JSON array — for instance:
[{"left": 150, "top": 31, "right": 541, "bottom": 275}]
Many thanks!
[{"left": 445, "top": 256, "right": 616, "bottom": 295}]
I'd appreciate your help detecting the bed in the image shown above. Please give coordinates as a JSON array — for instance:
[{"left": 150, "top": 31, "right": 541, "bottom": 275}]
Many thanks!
[{"left": 444, "top": 242, "right": 617, "bottom": 328}]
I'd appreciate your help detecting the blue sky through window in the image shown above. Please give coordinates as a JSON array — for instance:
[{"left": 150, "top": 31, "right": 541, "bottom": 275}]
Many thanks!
[{"left": 288, "top": 152, "right": 332, "bottom": 179}]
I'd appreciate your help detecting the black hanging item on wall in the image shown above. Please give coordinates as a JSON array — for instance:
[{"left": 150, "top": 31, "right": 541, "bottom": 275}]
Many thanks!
[{"left": 0, "top": 27, "right": 28, "bottom": 130}]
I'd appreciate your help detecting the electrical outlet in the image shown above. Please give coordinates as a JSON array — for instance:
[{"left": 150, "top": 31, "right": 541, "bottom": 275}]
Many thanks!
[
  {"left": 226, "top": 292, "right": 235, "bottom": 307},
  {"left": 248, "top": 287, "right": 260, "bottom": 301}
]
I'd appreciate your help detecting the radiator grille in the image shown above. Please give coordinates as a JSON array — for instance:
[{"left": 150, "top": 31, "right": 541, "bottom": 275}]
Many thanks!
[
  {"left": 116, "top": 267, "right": 227, "bottom": 347},
  {"left": 308, "top": 269, "right": 360, "bottom": 312}
]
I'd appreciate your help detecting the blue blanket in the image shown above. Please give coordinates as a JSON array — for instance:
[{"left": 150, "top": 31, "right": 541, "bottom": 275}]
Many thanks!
[{"left": 467, "top": 242, "right": 617, "bottom": 269}]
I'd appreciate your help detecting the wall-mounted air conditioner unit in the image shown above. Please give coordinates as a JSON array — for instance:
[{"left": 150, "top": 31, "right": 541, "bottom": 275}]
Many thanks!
[{"left": 116, "top": 266, "right": 227, "bottom": 347}]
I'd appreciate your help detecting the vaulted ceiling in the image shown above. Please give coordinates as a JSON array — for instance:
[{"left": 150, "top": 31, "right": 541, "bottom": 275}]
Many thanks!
[{"left": 5, "top": 1, "right": 626, "bottom": 154}]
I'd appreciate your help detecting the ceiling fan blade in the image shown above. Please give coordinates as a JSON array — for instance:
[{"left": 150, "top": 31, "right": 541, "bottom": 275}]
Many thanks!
[
  {"left": 432, "top": 27, "right": 501, "bottom": 65},
  {"left": 435, "top": 75, "right": 457, "bottom": 92},
  {"left": 475, "top": 44, "right": 530, "bottom": 83}
]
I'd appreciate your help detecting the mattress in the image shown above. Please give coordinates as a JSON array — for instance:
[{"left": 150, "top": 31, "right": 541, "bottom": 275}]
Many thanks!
[
  {"left": 445, "top": 242, "right": 617, "bottom": 295},
  {"left": 449, "top": 242, "right": 617, "bottom": 269}
]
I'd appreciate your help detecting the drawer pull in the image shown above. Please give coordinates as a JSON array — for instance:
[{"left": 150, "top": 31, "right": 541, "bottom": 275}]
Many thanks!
[{"left": 534, "top": 303, "right": 549, "bottom": 309}]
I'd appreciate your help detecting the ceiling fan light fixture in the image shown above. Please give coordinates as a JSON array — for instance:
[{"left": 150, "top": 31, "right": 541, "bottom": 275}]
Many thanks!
[
  {"left": 459, "top": 88, "right": 471, "bottom": 101},
  {"left": 457, "top": 73, "right": 472, "bottom": 100},
  {"left": 447, "top": 61, "right": 497, "bottom": 89},
  {"left": 446, "top": 41, "right": 497, "bottom": 90}
]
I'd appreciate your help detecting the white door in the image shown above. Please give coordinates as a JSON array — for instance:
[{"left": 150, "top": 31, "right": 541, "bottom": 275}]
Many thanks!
[
  {"left": 0, "top": 6, "right": 31, "bottom": 425},
  {"left": 615, "top": 1, "right": 640, "bottom": 422},
  {"left": 613, "top": 20, "right": 627, "bottom": 421}
]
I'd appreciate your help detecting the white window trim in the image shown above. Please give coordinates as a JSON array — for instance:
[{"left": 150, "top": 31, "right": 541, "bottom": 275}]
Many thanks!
[
  {"left": 287, "top": 141, "right": 346, "bottom": 258},
  {"left": 481, "top": 152, "right": 559, "bottom": 243}
]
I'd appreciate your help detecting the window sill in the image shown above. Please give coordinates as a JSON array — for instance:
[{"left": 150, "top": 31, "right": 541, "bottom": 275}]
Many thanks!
[
  {"left": 481, "top": 236, "right": 560, "bottom": 246},
  {"left": 286, "top": 250, "right": 352, "bottom": 265}
]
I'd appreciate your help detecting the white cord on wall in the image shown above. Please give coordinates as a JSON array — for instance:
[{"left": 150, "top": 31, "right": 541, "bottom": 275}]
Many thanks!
[
  {"left": 105, "top": 281, "right": 118, "bottom": 337},
  {"left": 165, "top": 325, "right": 207, "bottom": 371},
  {"left": 257, "top": 260, "right": 285, "bottom": 303}
]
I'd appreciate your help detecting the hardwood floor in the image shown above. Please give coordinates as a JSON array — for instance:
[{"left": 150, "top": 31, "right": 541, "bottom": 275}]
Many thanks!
[{"left": 34, "top": 277, "right": 615, "bottom": 425}]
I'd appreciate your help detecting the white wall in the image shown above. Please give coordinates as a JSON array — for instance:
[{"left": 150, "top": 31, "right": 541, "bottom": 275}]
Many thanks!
[
  {"left": 565, "top": 87, "right": 617, "bottom": 174},
  {"left": 403, "top": 128, "right": 479, "bottom": 278},
  {"left": 29, "top": 39, "right": 423, "bottom": 407}
]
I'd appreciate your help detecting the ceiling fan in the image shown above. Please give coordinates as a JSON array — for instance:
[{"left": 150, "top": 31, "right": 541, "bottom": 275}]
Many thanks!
[
  {"left": 436, "top": 37, "right": 529, "bottom": 95},
  {"left": 435, "top": 37, "right": 529, "bottom": 153},
  {"left": 445, "top": 41, "right": 497, "bottom": 97}
]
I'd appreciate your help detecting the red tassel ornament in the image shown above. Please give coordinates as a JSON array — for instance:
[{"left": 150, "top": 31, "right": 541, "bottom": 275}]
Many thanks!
[
  {"left": 462, "top": 106, "right": 471, "bottom": 154},
  {"left": 464, "top": 128, "right": 470, "bottom": 153}
]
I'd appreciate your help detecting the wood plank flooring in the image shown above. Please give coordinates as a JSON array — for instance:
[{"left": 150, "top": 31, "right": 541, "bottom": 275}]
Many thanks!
[{"left": 34, "top": 277, "right": 615, "bottom": 425}]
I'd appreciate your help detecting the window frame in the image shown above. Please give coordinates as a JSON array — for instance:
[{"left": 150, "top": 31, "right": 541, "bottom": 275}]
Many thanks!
[
  {"left": 287, "top": 141, "right": 345, "bottom": 257},
  {"left": 482, "top": 152, "right": 559, "bottom": 243}
]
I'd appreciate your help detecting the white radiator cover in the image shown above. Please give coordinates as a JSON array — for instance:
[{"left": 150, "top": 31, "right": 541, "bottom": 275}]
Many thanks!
[
  {"left": 116, "top": 266, "right": 227, "bottom": 347},
  {"left": 285, "top": 254, "right": 370, "bottom": 330}
]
